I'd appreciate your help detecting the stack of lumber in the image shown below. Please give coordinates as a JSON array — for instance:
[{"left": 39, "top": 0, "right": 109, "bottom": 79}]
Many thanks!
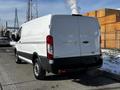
[{"left": 83, "top": 8, "right": 120, "bottom": 49}]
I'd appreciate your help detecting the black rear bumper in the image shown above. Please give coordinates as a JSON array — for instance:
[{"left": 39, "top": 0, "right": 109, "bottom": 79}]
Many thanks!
[{"left": 50, "top": 55, "right": 103, "bottom": 73}]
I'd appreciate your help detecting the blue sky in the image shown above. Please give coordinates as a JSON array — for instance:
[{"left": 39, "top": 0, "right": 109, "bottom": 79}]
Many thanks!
[{"left": 0, "top": 0, "right": 120, "bottom": 26}]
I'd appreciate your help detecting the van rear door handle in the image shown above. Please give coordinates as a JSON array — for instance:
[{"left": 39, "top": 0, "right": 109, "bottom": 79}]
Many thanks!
[{"left": 83, "top": 41, "right": 89, "bottom": 44}]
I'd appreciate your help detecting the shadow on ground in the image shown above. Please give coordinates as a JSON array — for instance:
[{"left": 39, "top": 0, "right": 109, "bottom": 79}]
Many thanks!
[{"left": 44, "top": 71, "right": 119, "bottom": 87}]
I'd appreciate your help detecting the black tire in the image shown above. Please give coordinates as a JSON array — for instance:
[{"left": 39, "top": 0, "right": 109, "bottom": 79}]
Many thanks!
[
  {"left": 15, "top": 51, "right": 22, "bottom": 64},
  {"left": 33, "top": 58, "right": 46, "bottom": 80}
]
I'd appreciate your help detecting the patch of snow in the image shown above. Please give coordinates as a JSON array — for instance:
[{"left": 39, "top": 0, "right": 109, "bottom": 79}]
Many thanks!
[{"left": 101, "top": 51, "right": 120, "bottom": 75}]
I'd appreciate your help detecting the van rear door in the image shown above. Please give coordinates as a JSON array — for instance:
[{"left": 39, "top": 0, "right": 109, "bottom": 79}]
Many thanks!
[
  {"left": 78, "top": 17, "right": 100, "bottom": 56},
  {"left": 51, "top": 15, "right": 100, "bottom": 58},
  {"left": 51, "top": 16, "right": 80, "bottom": 58}
]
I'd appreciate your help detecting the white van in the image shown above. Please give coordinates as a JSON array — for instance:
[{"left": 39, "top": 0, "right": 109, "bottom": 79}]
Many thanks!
[{"left": 14, "top": 14, "right": 102, "bottom": 80}]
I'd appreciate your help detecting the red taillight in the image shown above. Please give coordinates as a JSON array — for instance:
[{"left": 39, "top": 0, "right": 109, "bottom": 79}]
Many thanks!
[
  {"left": 46, "top": 35, "right": 53, "bottom": 61},
  {"left": 47, "top": 35, "right": 53, "bottom": 45}
]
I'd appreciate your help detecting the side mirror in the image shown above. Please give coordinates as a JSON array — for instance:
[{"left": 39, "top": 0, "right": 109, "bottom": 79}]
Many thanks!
[
  {"left": 11, "top": 34, "right": 20, "bottom": 42},
  {"left": 11, "top": 34, "right": 16, "bottom": 41}
]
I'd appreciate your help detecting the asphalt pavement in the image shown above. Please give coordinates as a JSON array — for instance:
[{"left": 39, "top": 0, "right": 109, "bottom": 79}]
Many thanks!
[{"left": 0, "top": 47, "right": 120, "bottom": 90}]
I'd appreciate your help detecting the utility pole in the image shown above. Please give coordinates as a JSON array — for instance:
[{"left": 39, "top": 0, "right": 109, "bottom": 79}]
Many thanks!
[
  {"left": 14, "top": 8, "right": 19, "bottom": 32},
  {"left": 35, "top": 0, "right": 38, "bottom": 18},
  {"left": 6, "top": 21, "right": 8, "bottom": 31},
  {"left": 27, "top": 0, "right": 33, "bottom": 21}
]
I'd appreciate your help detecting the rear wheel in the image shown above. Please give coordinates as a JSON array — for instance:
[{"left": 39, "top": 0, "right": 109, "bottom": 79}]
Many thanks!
[
  {"left": 15, "top": 51, "right": 22, "bottom": 64},
  {"left": 33, "top": 58, "right": 46, "bottom": 80}
]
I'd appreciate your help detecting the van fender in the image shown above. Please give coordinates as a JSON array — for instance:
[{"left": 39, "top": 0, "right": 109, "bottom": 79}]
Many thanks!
[{"left": 32, "top": 52, "right": 42, "bottom": 65}]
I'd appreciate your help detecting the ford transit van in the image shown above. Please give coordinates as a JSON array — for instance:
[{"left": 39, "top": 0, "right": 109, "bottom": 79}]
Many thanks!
[{"left": 14, "top": 14, "right": 102, "bottom": 80}]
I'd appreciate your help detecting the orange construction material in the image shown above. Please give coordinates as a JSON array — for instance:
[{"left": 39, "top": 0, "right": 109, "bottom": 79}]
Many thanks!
[
  {"left": 116, "top": 30, "right": 120, "bottom": 48},
  {"left": 101, "top": 32, "right": 116, "bottom": 49},
  {"left": 101, "top": 40, "right": 105, "bottom": 48},
  {"left": 115, "top": 22, "right": 120, "bottom": 30},
  {"left": 97, "top": 8, "right": 120, "bottom": 18},
  {"left": 98, "top": 17, "right": 106, "bottom": 25},
  {"left": 88, "top": 11, "right": 97, "bottom": 17},
  {"left": 101, "top": 25, "right": 106, "bottom": 33},
  {"left": 98, "top": 14, "right": 120, "bottom": 25},
  {"left": 83, "top": 13, "right": 89, "bottom": 16},
  {"left": 105, "top": 14, "right": 120, "bottom": 24},
  {"left": 105, "top": 32, "right": 116, "bottom": 49},
  {"left": 106, "top": 32, "right": 115, "bottom": 40},
  {"left": 83, "top": 8, "right": 120, "bottom": 49},
  {"left": 106, "top": 40, "right": 116, "bottom": 48},
  {"left": 106, "top": 23, "right": 116, "bottom": 33},
  {"left": 101, "top": 32, "right": 105, "bottom": 48}
]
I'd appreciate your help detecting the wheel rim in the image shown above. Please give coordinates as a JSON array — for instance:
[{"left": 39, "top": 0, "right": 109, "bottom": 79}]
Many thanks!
[{"left": 34, "top": 63, "right": 40, "bottom": 76}]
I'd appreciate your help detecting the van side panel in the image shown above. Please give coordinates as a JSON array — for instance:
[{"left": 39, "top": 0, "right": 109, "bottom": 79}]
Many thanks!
[{"left": 16, "top": 15, "right": 52, "bottom": 61}]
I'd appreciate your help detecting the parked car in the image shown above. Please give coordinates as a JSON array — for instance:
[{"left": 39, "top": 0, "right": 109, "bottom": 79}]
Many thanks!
[
  {"left": 0, "top": 36, "right": 10, "bottom": 46},
  {"left": 13, "top": 14, "right": 103, "bottom": 80}
]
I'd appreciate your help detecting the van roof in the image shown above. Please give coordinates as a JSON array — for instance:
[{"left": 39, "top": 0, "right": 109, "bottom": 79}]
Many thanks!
[{"left": 21, "top": 14, "right": 97, "bottom": 27}]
